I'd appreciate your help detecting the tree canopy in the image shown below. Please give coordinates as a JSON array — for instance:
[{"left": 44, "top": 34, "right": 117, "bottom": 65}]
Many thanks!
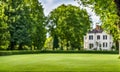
[
  {"left": 47, "top": 4, "right": 91, "bottom": 50},
  {"left": 75, "top": 0, "right": 120, "bottom": 40},
  {"left": 75, "top": 0, "right": 120, "bottom": 50},
  {"left": 0, "top": 0, "right": 46, "bottom": 50},
  {"left": 0, "top": 1, "right": 10, "bottom": 50}
]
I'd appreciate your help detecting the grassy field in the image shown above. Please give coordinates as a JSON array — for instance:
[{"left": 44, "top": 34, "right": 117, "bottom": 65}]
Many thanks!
[{"left": 0, "top": 54, "right": 120, "bottom": 72}]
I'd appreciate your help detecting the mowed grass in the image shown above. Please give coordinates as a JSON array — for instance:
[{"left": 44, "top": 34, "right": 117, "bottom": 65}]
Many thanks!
[{"left": 0, "top": 54, "right": 120, "bottom": 72}]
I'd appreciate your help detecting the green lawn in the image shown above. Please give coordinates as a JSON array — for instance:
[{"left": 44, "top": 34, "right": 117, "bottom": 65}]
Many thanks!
[{"left": 0, "top": 54, "right": 120, "bottom": 72}]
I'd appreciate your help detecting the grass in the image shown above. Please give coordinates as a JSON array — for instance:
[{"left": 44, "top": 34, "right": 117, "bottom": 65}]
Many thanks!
[{"left": 0, "top": 54, "right": 120, "bottom": 72}]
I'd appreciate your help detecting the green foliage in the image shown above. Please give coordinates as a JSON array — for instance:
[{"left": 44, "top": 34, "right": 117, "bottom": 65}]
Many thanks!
[
  {"left": 28, "top": 0, "right": 46, "bottom": 50},
  {"left": 75, "top": 0, "right": 120, "bottom": 41},
  {"left": 119, "top": 56, "right": 120, "bottom": 59},
  {"left": 0, "top": 1, "right": 10, "bottom": 50},
  {"left": 53, "top": 35, "right": 59, "bottom": 50},
  {"left": 0, "top": 0, "right": 46, "bottom": 50},
  {"left": 0, "top": 50, "right": 118, "bottom": 56},
  {"left": 0, "top": 21, "right": 10, "bottom": 50},
  {"left": 44, "top": 37, "right": 53, "bottom": 50},
  {"left": 47, "top": 4, "right": 91, "bottom": 50},
  {"left": 75, "top": 0, "right": 120, "bottom": 50}
]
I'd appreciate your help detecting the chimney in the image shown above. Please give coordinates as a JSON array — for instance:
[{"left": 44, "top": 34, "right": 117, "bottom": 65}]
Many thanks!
[{"left": 95, "top": 25, "right": 100, "bottom": 30}]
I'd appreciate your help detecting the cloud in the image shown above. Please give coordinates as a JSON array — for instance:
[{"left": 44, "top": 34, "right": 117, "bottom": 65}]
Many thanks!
[
  {"left": 39, "top": 0, "right": 100, "bottom": 28},
  {"left": 39, "top": 0, "right": 54, "bottom": 16},
  {"left": 39, "top": 0, "right": 79, "bottom": 16},
  {"left": 85, "top": 7, "right": 100, "bottom": 27}
]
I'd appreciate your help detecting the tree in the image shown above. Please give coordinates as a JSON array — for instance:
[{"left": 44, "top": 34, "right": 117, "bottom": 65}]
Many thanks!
[
  {"left": 114, "top": 0, "right": 120, "bottom": 58},
  {"left": 114, "top": 0, "right": 120, "bottom": 16},
  {"left": 53, "top": 34, "right": 59, "bottom": 50},
  {"left": 3, "top": 0, "right": 32, "bottom": 50},
  {"left": 47, "top": 4, "right": 91, "bottom": 50},
  {"left": 44, "top": 37, "right": 53, "bottom": 50},
  {"left": 75, "top": 0, "right": 120, "bottom": 56},
  {"left": 0, "top": 1, "right": 10, "bottom": 50},
  {"left": 27, "top": 0, "right": 46, "bottom": 50},
  {"left": 1, "top": 0, "right": 46, "bottom": 50}
]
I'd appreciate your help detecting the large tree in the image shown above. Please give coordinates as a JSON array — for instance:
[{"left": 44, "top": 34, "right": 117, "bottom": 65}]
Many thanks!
[
  {"left": 0, "top": 0, "right": 46, "bottom": 50},
  {"left": 75, "top": 0, "right": 120, "bottom": 55},
  {"left": 3, "top": 0, "right": 32, "bottom": 50},
  {"left": 47, "top": 4, "right": 91, "bottom": 50},
  {"left": 26, "top": 0, "right": 46, "bottom": 50}
]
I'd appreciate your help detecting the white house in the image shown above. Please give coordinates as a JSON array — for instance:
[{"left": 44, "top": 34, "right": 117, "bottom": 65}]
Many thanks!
[{"left": 84, "top": 25, "right": 113, "bottom": 51}]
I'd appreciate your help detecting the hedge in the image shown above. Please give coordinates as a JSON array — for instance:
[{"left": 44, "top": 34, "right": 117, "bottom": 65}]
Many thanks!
[{"left": 0, "top": 50, "right": 119, "bottom": 56}]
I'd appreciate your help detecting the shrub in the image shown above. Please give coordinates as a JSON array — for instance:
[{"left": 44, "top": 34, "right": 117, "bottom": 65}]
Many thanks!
[
  {"left": 0, "top": 50, "right": 119, "bottom": 56},
  {"left": 118, "top": 56, "right": 120, "bottom": 59},
  {"left": 0, "top": 51, "right": 12, "bottom": 56}
]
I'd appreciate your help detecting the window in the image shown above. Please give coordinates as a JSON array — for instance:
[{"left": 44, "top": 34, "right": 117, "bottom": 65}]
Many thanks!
[
  {"left": 106, "top": 43, "right": 107, "bottom": 47},
  {"left": 103, "top": 43, "right": 105, "bottom": 47},
  {"left": 89, "top": 43, "right": 94, "bottom": 49},
  {"left": 103, "top": 35, "right": 107, "bottom": 40},
  {"left": 97, "top": 35, "right": 100, "bottom": 40},
  {"left": 89, "top": 35, "right": 93, "bottom": 40},
  {"left": 103, "top": 42, "right": 107, "bottom": 47}
]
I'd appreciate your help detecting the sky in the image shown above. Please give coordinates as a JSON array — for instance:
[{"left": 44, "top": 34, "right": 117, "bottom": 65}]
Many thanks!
[{"left": 39, "top": 0, "right": 100, "bottom": 28}]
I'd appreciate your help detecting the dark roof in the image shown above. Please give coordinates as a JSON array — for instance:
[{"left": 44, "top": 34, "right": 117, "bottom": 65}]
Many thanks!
[
  {"left": 88, "top": 25, "right": 103, "bottom": 33},
  {"left": 88, "top": 29, "right": 103, "bottom": 33}
]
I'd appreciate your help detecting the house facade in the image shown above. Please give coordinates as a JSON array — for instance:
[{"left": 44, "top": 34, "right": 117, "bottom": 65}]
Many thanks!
[{"left": 84, "top": 25, "right": 113, "bottom": 51}]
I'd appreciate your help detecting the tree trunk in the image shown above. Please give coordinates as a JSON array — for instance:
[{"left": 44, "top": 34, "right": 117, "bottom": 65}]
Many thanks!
[
  {"left": 78, "top": 47, "right": 80, "bottom": 51},
  {"left": 8, "top": 42, "right": 15, "bottom": 50},
  {"left": 114, "top": 0, "right": 120, "bottom": 58},
  {"left": 66, "top": 41, "right": 69, "bottom": 50},
  {"left": 119, "top": 40, "right": 120, "bottom": 55},
  {"left": 115, "top": 40, "right": 119, "bottom": 50},
  {"left": 60, "top": 43, "right": 63, "bottom": 50},
  {"left": 18, "top": 43, "right": 23, "bottom": 50}
]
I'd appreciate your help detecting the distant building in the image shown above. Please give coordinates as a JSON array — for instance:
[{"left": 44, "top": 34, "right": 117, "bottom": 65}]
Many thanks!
[{"left": 84, "top": 25, "right": 113, "bottom": 51}]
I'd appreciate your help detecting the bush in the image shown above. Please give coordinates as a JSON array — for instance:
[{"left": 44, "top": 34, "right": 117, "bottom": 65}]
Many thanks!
[
  {"left": 118, "top": 56, "right": 120, "bottom": 59},
  {"left": 0, "top": 51, "right": 12, "bottom": 56},
  {"left": 0, "top": 50, "right": 119, "bottom": 56}
]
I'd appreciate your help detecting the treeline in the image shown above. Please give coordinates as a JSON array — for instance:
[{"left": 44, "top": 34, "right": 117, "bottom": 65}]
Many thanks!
[
  {"left": 0, "top": 0, "right": 92, "bottom": 50},
  {"left": 1, "top": 0, "right": 120, "bottom": 51}
]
